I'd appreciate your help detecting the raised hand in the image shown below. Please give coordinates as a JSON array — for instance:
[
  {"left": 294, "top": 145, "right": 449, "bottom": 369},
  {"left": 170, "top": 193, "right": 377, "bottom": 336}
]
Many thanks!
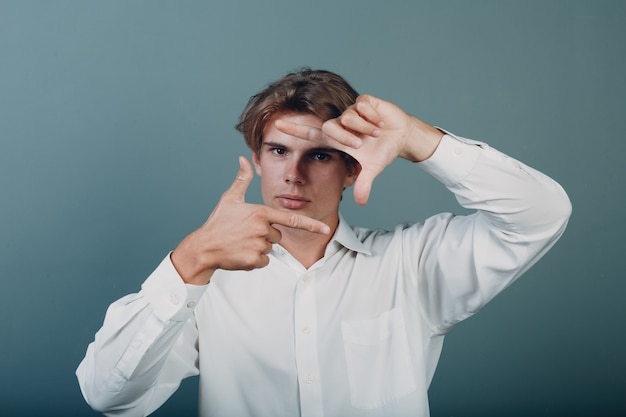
[
  {"left": 275, "top": 94, "right": 443, "bottom": 206},
  {"left": 171, "top": 157, "right": 330, "bottom": 285}
]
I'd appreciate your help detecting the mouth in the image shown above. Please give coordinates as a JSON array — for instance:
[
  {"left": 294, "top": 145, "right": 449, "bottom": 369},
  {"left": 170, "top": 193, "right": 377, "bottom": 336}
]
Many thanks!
[{"left": 276, "top": 194, "right": 311, "bottom": 210}]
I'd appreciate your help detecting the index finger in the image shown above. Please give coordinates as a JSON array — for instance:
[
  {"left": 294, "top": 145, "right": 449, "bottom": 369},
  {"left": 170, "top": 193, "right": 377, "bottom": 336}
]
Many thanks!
[
  {"left": 274, "top": 119, "right": 361, "bottom": 150},
  {"left": 265, "top": 207, "right": 331, "bottom": 235}
]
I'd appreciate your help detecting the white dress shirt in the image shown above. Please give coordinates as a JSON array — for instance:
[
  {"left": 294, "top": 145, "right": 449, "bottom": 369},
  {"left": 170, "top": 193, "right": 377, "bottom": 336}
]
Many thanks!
[{"left": 77, "top": 134, "right": 571, "bottom": 417}]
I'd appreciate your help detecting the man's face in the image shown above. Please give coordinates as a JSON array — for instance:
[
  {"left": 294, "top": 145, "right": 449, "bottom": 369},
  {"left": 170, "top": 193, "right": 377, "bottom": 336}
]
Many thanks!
[{"left": 252, "top": 112, "right": 359, "bottom": 227}]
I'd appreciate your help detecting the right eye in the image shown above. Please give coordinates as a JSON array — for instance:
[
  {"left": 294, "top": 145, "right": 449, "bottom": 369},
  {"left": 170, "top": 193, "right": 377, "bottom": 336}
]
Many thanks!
[{"left": 271, "top": 147, "right": 286, "bottom": 155}]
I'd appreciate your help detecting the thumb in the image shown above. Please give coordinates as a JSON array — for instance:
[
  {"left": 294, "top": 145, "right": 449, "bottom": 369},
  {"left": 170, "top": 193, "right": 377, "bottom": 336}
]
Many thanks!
[
  {"left": 352, "top": 168, "right": 378, "bottom": 206},
  {"left": 223, "top": 156, "right": 253, "bottom": 203}
]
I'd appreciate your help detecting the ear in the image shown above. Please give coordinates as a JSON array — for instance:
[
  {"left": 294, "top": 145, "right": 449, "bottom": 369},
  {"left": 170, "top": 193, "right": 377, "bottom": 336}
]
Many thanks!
[
  {"left": 252, "top": 151, "right": 262, "bottom": 176},
  {"left": 343, "top": 162, "right": 361, "bottom": 188}
]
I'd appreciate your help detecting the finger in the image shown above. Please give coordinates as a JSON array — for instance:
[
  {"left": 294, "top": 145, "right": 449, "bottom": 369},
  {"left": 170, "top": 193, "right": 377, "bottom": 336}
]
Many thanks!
[
  {"left": 266, "top": 209, "right": 331, "bottom": 235},
  {"left": 338, "top": 108, "right": 381, "bottom": 138},
  {"left": 266, "top": 226, "right": 282, "bottom": 244},
  {"left": 352, "top": 167, "right": 379, "bottom": 206},
  {"left": 277, "top": 118, "right": 362, "bottom": 151},
  {"left": 354, "top": 95, "right": 384, "bottom": 128},
  {"left": 274, "top": 119, "right": 324, "bottom": 143},
  {"left": 222, "top": 156, "right": 253, "bottom": 203},
  {"left": 262, "top": 240, "right": 273, "bottom": 255},
  {"left": 321, "top": 119, "right": 365, "bottom": 149}
]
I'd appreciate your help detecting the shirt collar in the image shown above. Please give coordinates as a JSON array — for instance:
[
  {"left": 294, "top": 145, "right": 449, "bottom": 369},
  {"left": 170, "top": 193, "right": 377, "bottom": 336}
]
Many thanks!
[
  {"left": 272, "top": 214, "right": 372, "bottom": 261},
  {"left": 328, "top": 213, "right": 372, "bottom": 256}
]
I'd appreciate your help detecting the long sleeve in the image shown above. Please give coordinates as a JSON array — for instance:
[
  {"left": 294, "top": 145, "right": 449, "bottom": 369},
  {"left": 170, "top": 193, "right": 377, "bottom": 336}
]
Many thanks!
[
  {"left": 76, "top": 255, "right": 207, "bottom": 416},
  {"left": 413, "top": 133, "right": 571, "bottom": 334}
]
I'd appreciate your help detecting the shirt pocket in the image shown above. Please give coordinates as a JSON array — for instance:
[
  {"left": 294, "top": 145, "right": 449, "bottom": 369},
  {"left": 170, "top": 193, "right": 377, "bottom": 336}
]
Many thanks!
[{"left": 341, "top": 307, "right": 416, "bottom": 409}]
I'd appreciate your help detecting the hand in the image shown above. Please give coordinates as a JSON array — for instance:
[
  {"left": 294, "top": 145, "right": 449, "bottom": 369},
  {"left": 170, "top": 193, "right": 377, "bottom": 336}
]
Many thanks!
[
  {"left": 275, "top": 94, "right": 443, "bottom": 205},
  {"left": 171, "top": 157, "right": 330, "bottom": 284}
]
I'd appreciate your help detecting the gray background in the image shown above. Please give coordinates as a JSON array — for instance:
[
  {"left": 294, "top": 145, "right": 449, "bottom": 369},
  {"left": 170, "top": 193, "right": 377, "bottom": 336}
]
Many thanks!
[{"left": 1, "top": 1, "right": 624, "bottom": 416}]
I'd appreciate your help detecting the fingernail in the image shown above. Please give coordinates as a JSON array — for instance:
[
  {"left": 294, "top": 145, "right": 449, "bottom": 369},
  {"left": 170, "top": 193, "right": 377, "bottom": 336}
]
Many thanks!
[{"left": 352, "top": 138, "right": 362, "bottom": 148}]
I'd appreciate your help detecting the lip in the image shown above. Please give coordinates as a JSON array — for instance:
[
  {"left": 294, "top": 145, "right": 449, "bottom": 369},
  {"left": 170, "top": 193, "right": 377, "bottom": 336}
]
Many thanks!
[{"left": 276, "top": 194, "right": 311, "bottom": 210}]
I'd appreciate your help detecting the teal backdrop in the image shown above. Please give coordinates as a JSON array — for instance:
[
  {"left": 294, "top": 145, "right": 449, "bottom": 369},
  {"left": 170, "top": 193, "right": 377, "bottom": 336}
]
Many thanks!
[{"left": 1, "top": 1, "right": 624, "bottom": 416}]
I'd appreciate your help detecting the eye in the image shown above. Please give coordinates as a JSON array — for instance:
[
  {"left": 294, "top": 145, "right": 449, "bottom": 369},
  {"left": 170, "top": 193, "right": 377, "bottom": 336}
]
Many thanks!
[
  {"left": 271, "top": 147, "right": 286, "bottom": 155},
  {"left": 311, "top": 152, "right": 330, "bottom": 161}
]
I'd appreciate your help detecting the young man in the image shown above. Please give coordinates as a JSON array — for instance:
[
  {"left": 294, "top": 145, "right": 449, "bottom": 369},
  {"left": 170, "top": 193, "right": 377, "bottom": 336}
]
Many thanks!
[{"left": 77, "top": 69, "right": 571, "bottom": 417}]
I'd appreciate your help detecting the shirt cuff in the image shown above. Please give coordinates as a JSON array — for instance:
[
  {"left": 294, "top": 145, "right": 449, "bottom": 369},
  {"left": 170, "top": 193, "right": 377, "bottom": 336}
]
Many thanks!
[
  {"left": 417, "top": 132, "right": 485, "bottom": 187},
  {"left": 141, "top": 253, "right": 208, "bottom": 323}
]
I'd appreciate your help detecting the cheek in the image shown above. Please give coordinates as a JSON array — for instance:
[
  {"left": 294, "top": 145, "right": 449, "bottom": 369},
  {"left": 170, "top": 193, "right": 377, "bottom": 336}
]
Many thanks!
[
  {"left": 258, "top": 166, "right": 283, "bottom": 193},
  {"left": 332, "top": 167, "right": 356, "bottom": 189},
  {"left": 319, "top": 173, "right": 350, "bottom": 195},
  {"left": 260, "top": 165, "right": 280, "bottom": 182}
]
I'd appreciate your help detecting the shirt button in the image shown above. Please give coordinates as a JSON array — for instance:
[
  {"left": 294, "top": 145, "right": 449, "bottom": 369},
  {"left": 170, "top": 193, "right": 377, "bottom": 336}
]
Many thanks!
[
  {"left": 186, "top": 300, "right": 196, "bottom": 308},
  {"left": 302, "top": 274, "right": 310, "bottom": 282},
  {"left": 306, "top": 375, "right": 314, "bottom": 384},
  {"left": 302, "top": 326, "right": 311, "bottom": 334},
  {"left": 170, "top": 295, "right": 179, "bottom": 305},
  {"left": 512, "top": 161, "right": 521, "bottom": 169},
  {"left": 454, "top": 146, "right": 463, "bottom": 155}
]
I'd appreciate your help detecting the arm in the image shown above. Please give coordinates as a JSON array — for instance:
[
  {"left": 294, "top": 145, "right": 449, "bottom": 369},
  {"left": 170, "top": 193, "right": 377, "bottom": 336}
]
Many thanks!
[
  {"left": 413, "top": 132, "right": 571, "bottom": 332},
  {"left": 276, "top": 94, "right": 571, "bottom": 331},
  {"left": 77, "top": 157, "right": 331, "bottom": 414},
  {"left": 76, "top": 256, "right": 204, "bottom": 416}
]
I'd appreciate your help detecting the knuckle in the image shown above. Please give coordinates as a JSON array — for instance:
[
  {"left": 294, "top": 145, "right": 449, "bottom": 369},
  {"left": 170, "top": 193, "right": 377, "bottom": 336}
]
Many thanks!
[
  {"left": 249, "top": 206, "right": 263, "bottom": 218},
  {"left": 340, "top": 113, "right": 354, "bottom": 125},
  {"left": 239, "top": 253, "right": 261, "bottom": 271},
  {"left": 247, "top": 208, "right": 268, "bottom": 225},
  {"left": 287, "top": 214, "right": 300, "bottom": 229},
  {"left": 321, "top": 120, "right": 335, "bottom": 136},
  {"left": 305, "top": 126, "right": 318, "bottom": 141},
  {"left": 259, "top": 255, "right": 270, "bottom": 268}
]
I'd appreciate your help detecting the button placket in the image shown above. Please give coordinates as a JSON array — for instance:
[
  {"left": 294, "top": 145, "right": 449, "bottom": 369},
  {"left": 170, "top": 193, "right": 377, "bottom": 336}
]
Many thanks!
[{"left": 293, "top": 272, "right": 324, "bottom": 417}]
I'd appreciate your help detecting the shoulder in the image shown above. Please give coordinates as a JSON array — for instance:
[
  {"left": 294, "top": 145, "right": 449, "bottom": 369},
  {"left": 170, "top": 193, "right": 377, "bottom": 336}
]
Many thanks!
[{"left": 351, "top": 213, "right": 459, "bottom": 248}]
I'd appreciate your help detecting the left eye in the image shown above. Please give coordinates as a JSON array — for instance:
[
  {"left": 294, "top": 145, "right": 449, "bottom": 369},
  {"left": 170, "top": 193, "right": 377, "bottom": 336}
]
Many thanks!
[{"left": 312, "top": 152, "right": 329, "bottom": 161}]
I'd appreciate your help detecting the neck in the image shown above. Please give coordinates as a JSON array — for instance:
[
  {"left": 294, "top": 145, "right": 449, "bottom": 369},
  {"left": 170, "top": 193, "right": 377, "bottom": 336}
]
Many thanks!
[{"left": 276, "top": 219, "right": 338, "bottom": 269}]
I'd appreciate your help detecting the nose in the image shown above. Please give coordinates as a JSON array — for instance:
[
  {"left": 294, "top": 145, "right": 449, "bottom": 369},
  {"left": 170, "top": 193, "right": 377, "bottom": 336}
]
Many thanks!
[{"left": 284, "top": 158, "right": 306, "bottom": 185}]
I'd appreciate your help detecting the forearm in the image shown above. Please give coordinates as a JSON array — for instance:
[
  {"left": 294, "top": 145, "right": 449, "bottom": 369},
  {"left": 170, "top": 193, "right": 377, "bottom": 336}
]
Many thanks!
[
  {"left": 421, "top": 133, "right": 572, "bottom": 237},
  {"left": 77, "top": 255, "right": 206, "bottom": 415}
]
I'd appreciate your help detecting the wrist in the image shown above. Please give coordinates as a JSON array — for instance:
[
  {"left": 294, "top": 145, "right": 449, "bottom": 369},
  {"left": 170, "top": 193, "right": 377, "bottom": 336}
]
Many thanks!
[
  {"left": 171, "top": 244, "right": 216, "bottom": 285},
  {"left": 399, "top": 117, "right": 444, "bottom": 162}
]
